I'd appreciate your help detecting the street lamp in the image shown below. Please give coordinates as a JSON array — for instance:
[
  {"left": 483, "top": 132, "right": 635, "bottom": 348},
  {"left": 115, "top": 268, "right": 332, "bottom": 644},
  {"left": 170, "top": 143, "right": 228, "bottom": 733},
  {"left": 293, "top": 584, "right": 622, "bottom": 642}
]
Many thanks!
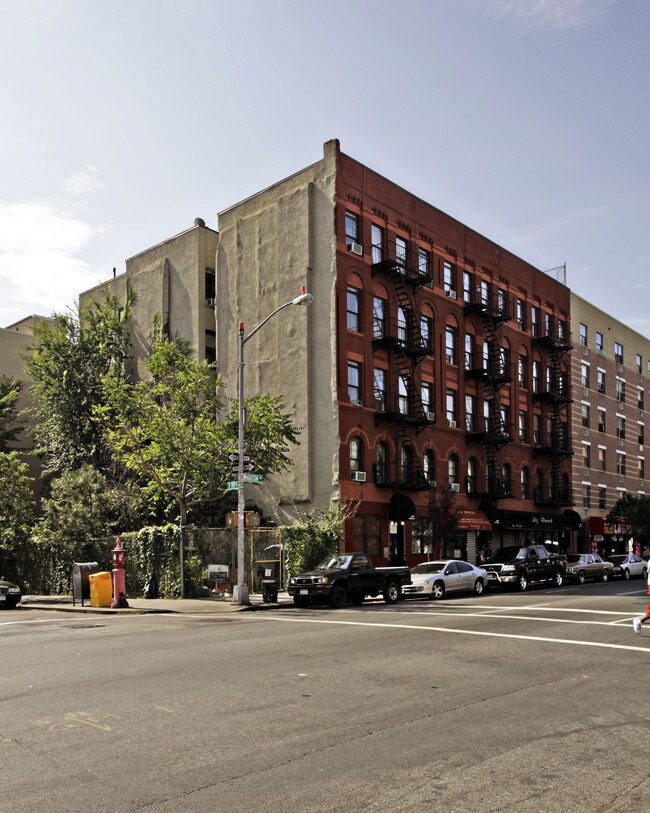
[{"left": 232, "top": 286, "right": 314, "bottom": 605}]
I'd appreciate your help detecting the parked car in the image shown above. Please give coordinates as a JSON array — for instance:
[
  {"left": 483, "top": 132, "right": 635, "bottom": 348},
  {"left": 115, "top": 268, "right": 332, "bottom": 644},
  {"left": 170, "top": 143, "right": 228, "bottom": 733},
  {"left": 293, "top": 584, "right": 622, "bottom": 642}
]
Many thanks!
[
  {"left": 564, "top": 554, "right": 614, "bottom": 584},
  {"left": 608, "top": 554, "right": 648, "bottom": 580},
  {"left": 482, "top": 545, "right": 566, "bottom": 591},
  {"left": 0, "top": 579, "right": 21, "bottom": 609},
  {"left": 401, "top": 560, "right": 488, "bottom": 600}
]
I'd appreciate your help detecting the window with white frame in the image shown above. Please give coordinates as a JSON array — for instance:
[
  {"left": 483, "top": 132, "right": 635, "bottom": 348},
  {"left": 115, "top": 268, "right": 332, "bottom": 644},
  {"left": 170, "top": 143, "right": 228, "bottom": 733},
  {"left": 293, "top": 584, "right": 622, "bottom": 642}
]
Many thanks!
[
  {"left": 597, "top": 369, "right": 606, "bottom": 394},
  {"left": 418, "top": 247, "right": 430, "bottom": 277},
  {"left": 448, "top": 454, "right": 459, "bottom": 485},
  {"left": 596, "top": 331, "right": 604, "bottom": 354},
  {"left": 638, "top": 387, "right": 645, "bottom": 411},
  {"left": 349, "top": 436, "right": 362, "bottom": 473},
  {"left": 465, "top": 394, "right": 475, "bottom": 432},
  {"left": 372, "top": 296, "right": 385, "bottom": 339},
  {"left": 598, "top": 446, "right": 606, "bottom": 471},
  {"left": 598, "top": 486, "right": 606, "bottom": 510},
  {"left": 637, "top": 353, "right": 643, "bottom": 374},
  {"left": 617, "top": 415, "right": 626, "bottom": 440},
  {"left": 397, "top": 307, "right": 407, "bottom": 344},
  {"left": 516, "top": 299, "right": 525, "bottom": 330},
  {"left": 519, "top": 410, "right": 527, "bottom": 442},
  {"left": 521, "top": 466, "right": 529, "bottom": 499},
  {"left": 398, "top": 376, "right": 409, "bottom": 414},
  {"left": 446, "top": 389, "right": 457, "bottom": 425},
  {"left": 373, "top": 368, "right": 386, "bottom": 411},
  {"left": 614, "top": 342, "right": 624, "bottom": 364},
  {"left": 598, "top": 408, "right": 606, "bottom": 433},
  {"left": 581, "top": 403, "right": 590, "bottom": 428},
  {"left": 639, "top": 422, "right": 645, "bottom": 445},
  {"left": 443, "top": 261, "right": 454, "bottom": 293},
  {"left": 581, "top": 362, "right": 590, "bottom": 388},
  {"left": 345, "top": 211, "right": 359, "bottom": 245},
  {"left": 531, "top": 305, "right": 539, "bottom": 338},
  {"left": 582, "top": 443, "right": 591, "bottom": 469},
  {"left": 518, "top": 353, "right": 528, "bottom": 387},
  {"left": 420, "top": 315, "right": 432, "bottom": 352},
  {"left": 348, "top": 360, "right": 361, "bottom": 403},
  {"left": 347, "top": 286, "right": 361, "bottom": 332},
  {"left": 617, "top": 452, "right": 626, "bottom": 476},
  {"left": 421, "top": 382, "right": 432, "bottom": 415},
  {"left": 465, "top": 333, "right": 474, "bottom": 370},
  {"left": 583, "top": 484, "right": 591, "bottom": 508},
  {"left": 462, "top": 270, "right": 472, "bottom": 302},
  {"left": 445, "top": 325, "right": 456, "bottom": 364},
  {"left": 616, "top": 378, "right": 625, "bottom": 403},
  {"left": 579, "top": 323, "right": 588, "bottom": 347},
  {"left": 371, "top": 224, "right": 384, "bottom": 263},
  {"left": 395, "top": 236, "right": 408, "bottom": 267},
  {"left": 640, "top": 457, "right": 645, "bottom": 480}
]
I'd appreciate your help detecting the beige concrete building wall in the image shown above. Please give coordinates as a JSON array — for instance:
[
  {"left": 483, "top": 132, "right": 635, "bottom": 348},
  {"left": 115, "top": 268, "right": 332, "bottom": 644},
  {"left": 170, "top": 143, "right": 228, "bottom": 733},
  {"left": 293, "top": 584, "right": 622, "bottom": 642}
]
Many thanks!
[
  {"left": 0, "top": 315, "right": 55, "bottom": 489},
  {"left": 570, "top": 292, "right": 650, "bottom": 534},
  {"left": 79, "top": 223, "right": 219, "bottom": 379},
  {"left": 216, "top": 140, "right": 339, "bottom": 523}
]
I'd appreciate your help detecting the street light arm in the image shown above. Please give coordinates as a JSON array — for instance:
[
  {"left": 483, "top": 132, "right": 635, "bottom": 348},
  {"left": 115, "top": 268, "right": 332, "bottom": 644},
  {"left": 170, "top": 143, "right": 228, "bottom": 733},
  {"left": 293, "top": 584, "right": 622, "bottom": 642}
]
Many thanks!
[{"left": 243, "top": 290, "right": 314, "bottom": 346}]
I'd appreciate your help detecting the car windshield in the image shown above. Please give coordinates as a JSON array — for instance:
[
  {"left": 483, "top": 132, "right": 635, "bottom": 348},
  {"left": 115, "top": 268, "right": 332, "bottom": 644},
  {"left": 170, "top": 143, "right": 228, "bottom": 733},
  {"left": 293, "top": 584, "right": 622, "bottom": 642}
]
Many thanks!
[
  {"left": 411, "top": 562, "right": 446, "bottom": 575},
  {"left": 566, "top": 555, "right": 584, "bottom": 563},
  {"left": 485, "top": 547, "right": 530, "bottom": 563},
  {"left": 317, "top": 554, "right": 353, "bottom": 570},
  {"left": 608, "top": 556, "right": 626, "bottom": 564}
]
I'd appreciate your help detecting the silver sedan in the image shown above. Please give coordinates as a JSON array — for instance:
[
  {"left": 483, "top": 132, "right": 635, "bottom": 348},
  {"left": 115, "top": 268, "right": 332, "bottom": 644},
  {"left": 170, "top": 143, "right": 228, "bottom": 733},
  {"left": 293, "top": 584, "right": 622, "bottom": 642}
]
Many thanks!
[
  {"left": 608, "top": 554, "right": 648, "bottom": 580},
  {"left": 402, "top": 560, "right": 488, "bottom": 600}
]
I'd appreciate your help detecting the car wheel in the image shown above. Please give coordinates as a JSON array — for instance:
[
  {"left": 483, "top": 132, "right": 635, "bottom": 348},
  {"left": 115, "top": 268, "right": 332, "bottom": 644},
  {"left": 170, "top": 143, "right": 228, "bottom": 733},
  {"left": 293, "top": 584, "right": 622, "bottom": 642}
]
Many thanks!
[
  {"left": 383, "top": 583, "right": 400, "bottom": 604},
  {"left": 601, "top": 569, "right": 609, "bottom": 582},
  {"left": 329, "top": 586, "right": 347, "bottom": 609},
  {"left": 517, "top": 572, "right": 528, "bottom": 592},
  {"left": 578, "top": 570, "right": 586, "bottom": 584},
  {"left": 293, "top": 596, "right": 309, "bottom": 608},
  {"left": 473, "top": 578, "right": 484, "bottom": 596},
  {"left": 430, "top": 581, "right": 445, "bottom": 600},
  {"left": 552, "top": 570, "right": 563, "bottom": 588},
  {"left": 623, "top": 568, "right": 630, "bottom": 580}
]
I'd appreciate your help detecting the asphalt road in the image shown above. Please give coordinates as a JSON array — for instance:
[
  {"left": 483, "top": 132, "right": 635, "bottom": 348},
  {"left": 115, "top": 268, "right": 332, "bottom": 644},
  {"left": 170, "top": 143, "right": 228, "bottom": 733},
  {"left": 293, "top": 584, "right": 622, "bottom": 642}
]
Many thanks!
[{"left": 2, "top": 579, "right": 650, "bottom": 812}]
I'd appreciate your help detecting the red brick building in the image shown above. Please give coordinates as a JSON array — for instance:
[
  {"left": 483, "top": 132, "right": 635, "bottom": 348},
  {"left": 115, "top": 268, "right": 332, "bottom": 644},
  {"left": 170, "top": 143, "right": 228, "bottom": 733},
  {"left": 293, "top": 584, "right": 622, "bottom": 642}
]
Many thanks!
[{"left": 333, "top": 143, "right": 579, "bottom": 564}]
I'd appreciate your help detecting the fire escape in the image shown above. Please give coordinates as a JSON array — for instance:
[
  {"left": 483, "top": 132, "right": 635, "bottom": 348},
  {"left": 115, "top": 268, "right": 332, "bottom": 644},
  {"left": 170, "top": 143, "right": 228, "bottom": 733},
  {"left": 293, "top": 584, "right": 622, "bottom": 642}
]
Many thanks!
[
  {"left": 532, "top": 319, "right": 573, "bottom": 506},
  {"left": 464, "top": 285, "right": 513, "bottom": 500},
  {"left": 371, "top": 240, "right": 431, "bottom": 491}
]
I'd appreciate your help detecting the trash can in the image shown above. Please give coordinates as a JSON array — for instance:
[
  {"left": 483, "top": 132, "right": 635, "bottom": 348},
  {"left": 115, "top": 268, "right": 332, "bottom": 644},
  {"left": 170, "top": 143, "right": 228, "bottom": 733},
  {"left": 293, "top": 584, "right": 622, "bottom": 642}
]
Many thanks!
[
  {"left": 72, "top": 562, "right": 100, "bottom": 606},
  {"left": 89, "top": 571, "right": 113, "bottom": 608},
  {"left": 262, "top": 578, "right": 279, "bottom": 603}
]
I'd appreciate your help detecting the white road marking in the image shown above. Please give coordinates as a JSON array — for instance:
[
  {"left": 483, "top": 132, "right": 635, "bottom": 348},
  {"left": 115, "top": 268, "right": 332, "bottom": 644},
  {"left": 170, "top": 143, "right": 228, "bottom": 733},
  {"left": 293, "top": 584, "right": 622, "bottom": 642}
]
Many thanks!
[
  {"left": 260, "top": 615, "right": 650, "bottom": 653},
  {"left": 0, "top": 618, "right": 54, "bottom": 627},
  {"left": 405, "top": 603, "right": 635, "bottom": 616}
]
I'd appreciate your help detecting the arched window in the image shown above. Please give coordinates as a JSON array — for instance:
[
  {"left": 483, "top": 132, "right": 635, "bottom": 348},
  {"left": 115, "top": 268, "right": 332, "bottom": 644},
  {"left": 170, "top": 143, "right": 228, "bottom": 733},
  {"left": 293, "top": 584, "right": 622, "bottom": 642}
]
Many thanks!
[
  {"left": 467, "top": 456, "right": 477, "bottom": 494},
  {"left": 376, "top": 441, "right": 388, "bottom": 483},
  {"left": 502, "top": 463, "right": 512, "bottom": 496},
  {"left": 521, "top": 466, "right": 529, "bottom": 500},
  {"left": 448, "top": 454, "right": 458, "bottom": 485},
  {"left": 350, "top": 436, "right": 362, "bottom": 474},
  {"left": 423, "top": 450, "right": 435, "bottom": 483}
]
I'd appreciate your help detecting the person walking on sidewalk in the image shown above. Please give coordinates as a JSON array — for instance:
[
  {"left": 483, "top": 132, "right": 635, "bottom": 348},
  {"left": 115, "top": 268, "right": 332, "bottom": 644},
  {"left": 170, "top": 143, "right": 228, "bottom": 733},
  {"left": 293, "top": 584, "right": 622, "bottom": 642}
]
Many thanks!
[{"left": 632, "top": 565, "right": 650, "bottom": 633}]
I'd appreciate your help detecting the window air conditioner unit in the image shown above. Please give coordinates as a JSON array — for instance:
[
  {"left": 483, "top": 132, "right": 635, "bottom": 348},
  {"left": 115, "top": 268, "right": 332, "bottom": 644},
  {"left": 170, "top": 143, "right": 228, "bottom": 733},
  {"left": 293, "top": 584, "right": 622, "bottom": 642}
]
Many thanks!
[
  {"left": 427, "top": 411, "right": 436, "bottom": 422},
  {"left": 205, "top": 298, "right": 216, "bottom": 307},
  {"left": 446, "top": 290, "right": 457, "bottom": 300},
  {"left": 351, "top": 471, "right": 366, "bottom": 482},
  {"left": 347, "top": 242, "right": 363, "bottom": 256},
  {"left": 449, "top": 419, "right": 457, "bottom": 429},
  {"left": 451, "top": 482, "right": 461, "bottom": 492}
]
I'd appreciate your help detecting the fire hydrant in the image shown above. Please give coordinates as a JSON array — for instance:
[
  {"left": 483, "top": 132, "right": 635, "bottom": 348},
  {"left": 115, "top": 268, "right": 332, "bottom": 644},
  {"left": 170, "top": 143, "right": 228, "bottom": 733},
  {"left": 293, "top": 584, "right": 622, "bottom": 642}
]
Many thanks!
[{"left": 111, "top": 537, "right": 129, "bottom": 608}]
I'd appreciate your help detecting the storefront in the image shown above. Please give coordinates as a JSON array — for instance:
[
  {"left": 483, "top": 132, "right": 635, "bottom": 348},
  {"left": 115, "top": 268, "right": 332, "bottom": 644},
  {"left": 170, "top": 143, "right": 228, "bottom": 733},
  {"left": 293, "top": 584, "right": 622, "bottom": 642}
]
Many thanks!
[
  {"left": 481, "top": 504, "right": 582, "bottom": 556},
  {"left": 443, "top": 509, "right": 493, "bottom": 564}
]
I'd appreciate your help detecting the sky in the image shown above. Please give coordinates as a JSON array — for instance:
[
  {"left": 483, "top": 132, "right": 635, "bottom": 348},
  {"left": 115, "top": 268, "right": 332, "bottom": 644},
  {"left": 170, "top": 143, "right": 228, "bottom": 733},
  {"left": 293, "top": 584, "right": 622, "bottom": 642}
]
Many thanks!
[{"left": 1, "top": 0, "right": 648, "bottom": 337}]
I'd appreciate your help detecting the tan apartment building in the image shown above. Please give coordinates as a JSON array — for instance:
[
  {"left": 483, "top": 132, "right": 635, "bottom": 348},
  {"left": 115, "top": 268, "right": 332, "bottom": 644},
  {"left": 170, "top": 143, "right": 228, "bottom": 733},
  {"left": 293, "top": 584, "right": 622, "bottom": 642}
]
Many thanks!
[{"left": 570, "top": 293, "right": 650, "bottom": 555}]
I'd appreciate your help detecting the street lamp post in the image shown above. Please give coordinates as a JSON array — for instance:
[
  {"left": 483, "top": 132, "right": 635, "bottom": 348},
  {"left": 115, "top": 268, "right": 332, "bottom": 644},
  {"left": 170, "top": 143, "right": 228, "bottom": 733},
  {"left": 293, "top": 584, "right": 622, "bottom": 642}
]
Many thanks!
[{"left": 232, "top": 286, "right": 314, "bottom": 605}]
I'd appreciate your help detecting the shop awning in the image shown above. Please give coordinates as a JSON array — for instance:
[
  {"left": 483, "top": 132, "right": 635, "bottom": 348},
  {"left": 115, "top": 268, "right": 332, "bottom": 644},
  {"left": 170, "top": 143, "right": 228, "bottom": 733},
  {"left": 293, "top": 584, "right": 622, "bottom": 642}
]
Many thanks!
[{"left": 455, "top": 509, "right": 493, "bottom": 531}]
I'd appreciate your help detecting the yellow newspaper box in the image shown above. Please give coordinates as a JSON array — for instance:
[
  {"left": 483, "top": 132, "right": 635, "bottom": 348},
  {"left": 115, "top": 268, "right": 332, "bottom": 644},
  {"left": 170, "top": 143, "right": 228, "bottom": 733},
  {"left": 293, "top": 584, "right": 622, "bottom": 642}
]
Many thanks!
[{"left": 89, "top": 571, "right": 113, "bottom": 607}]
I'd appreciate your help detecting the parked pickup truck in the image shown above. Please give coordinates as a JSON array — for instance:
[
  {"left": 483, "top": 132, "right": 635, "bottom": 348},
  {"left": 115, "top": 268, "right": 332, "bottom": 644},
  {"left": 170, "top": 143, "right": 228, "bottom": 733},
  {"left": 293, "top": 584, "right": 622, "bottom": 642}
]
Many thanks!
[
  {"left": 482, "top": 545, "right": 566, "bottom": 592},
  {"left": 288, "top": 553, "right": 411, "bottom": 608}
]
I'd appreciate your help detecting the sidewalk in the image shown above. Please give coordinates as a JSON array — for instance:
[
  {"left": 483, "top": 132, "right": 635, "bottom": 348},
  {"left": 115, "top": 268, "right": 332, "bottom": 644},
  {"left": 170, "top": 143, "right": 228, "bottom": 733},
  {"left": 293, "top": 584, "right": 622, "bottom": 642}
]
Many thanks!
[{"left": 19, "top": 591, "right": 294, "bottom": 615}]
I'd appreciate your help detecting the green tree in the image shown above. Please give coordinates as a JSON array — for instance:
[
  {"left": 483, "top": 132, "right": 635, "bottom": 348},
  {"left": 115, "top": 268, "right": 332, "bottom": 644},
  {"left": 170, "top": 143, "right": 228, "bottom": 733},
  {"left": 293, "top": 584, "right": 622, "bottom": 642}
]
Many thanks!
[
  {"left": 0, "top": 376, "right": 24, "bottom": 450},
  {"left": 23, "top": 291, "right": 134, "bottom": 475},
  {"left": 0, "top": 452, "right": 36, "bottom": 582},
  {"left": 97, "top": 331, "right": 300, "bottom": 526},
  {"left": 283, "top": 502, "right": 356, "bottom": 583},
  {"left": 424, "top": 484, "right": 459, "bottom": 559},
  {"left": 36, "top": 465, "right": 124, "bottom": 551},
  {"left": 607, "top": 494, "right": 650, "bottom": 551}
]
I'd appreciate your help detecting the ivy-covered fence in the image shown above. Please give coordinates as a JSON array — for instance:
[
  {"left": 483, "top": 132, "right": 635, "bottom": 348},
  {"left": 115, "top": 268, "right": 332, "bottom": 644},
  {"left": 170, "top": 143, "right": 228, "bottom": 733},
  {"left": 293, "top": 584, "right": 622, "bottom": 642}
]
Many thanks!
[{"left": 20, "top": 503, "right": 351, "bottom": 598}]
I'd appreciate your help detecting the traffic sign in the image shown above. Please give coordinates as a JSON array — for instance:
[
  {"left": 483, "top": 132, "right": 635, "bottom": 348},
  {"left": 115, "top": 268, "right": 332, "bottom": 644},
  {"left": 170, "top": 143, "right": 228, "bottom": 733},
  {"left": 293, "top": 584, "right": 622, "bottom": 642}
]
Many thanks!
[
  {"left": 244, "top": 473, "right": 264, "bottom": 483},
  {"left": 231, "top": 462, "right": 255, "bottom": 473},
  {"left": 226, "top": 481, "right": 239, "bottom": 490},
  {"left": 227, "top": 453, "right": 250, "bottom": 463}
]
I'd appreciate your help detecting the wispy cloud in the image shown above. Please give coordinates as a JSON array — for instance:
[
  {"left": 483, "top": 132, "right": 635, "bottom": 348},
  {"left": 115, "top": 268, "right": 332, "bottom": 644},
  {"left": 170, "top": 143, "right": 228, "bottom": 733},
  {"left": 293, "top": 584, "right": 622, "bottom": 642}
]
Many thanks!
[
  {"left": 62, "top": 164, "right": 106, "bottom": 197},
  {"left": 0, "top": 200, "right": 107, "bottom": 324},
  {"left": 469, "top": 0, "right": 617, "bottom": 30}
]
